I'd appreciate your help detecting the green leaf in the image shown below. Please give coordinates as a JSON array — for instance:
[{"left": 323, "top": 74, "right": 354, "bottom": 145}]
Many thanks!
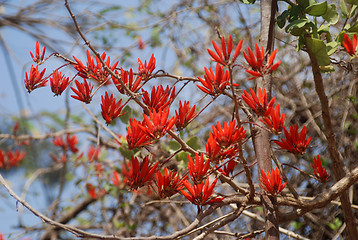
[
  {"left": 306, "top": 38, "right": 331, "bottom": 66},
  {"left": 326, "top": 41, "right": 339, "bottom": 55},
  {"left": 277, "top": 10, "right": 289, "bottom": 29},
  {"left": 328, "top": 218, "right": 343, "bottom": 230},
  {"left": 341, "top": 0, "right": 348, "bottom": 18},
  {"left": 176, "top": 151, "right": 189, "bottom": 162},
  {"left": 345, "top": 0, "right": 358, "bottom": 5},
  {"left": 285, "top": 19, "right": 311, "bottom": 36},
  {"left": 119, "top": 105, "right": 132, "bottom": 124},
  {"left": 319, "top": 65, "right": 334, "bottom": 72},
  {"left": 351, "top": 5, "right": 358, "bottom": 17},
  {"left": 119, "top": 146, "right": 136, "bottom": 159},
  {"left": 186, "top": 136, "right": 201, "bottom": 150},
  {"left": 168, "top": 140, "right": 181, "bottom": 152},
  {"left": 297, "top": 0, "right": 310, "bottom": 8},
  {"left": 348, "top": 21, "right": 358, "bottom": 32},
  {"left": 322, "top": 4, "right": 339, "bottom": 24},
  {"left": 306, "top": 1, "right": 327, "bottom": 16}
]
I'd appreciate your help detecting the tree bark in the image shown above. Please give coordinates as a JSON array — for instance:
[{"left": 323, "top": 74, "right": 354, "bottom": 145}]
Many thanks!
[
  {"left": 305, "top": 36, "right": 358, "bottom": 240},
  {"left": 254, "top": 0, "right": 279, "bottom": 239}
]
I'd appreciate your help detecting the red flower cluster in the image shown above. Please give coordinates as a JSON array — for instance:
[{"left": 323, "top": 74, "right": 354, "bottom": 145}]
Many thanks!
[
  {"left": 73, "top": 50, "right": 118, "bottom": 84},
  {"left": 259, "top": 168, "right": 286, "bottom": 195},
  {"left": 211, "top": 120, "right": 246, "bottom": 149},
  {"left": 100, "top": 92, "right": 125, "bottom": 125},
  {"left": 122, "top": 156, "right": 158, "bottom": 190},
  {"left": 204, "top": 120, "right": 245, "bottom": 163},
  {"left": 274, "top": 125, "right": 311, "bottom": 155},
  {"left": 138, "top": 54, "right": 156, "bottom": 80},
  {"left": 70, "top": 79, "right": 93, "bottom": 104},
  {"left": 216, "top": 160, "right": 238, "bottom": 177},
  {"left": 311, "top": 155, "right": 329, "bottom": 183},
  {"left": 207, "top": 35, "right": 243, "bottom": 66},
  {"left": 0, "top": 150, "right": 26, "bottom": 170},
  {"left": 126, "top": 118, "right": 153, "bottom": 149},
  {"left": 181, "top": 177, "right": 223, "bottom": 206},
  {"left": 142, "top": 86, "right": 176, "bottom": 112},
  {"left": 243, "top": 44, "right": 281, "bottom": 80},
  {"left": 140, "top": 109, "right": 177, "bottom": 139},
  {"left": 175, "top": 101, "right": 197, "bottom": 130},
  {"left": 197, "top": 63, "right": 237, "bottom": 96},
  {"left": 50, "top": 70, "right": 70, "bottom": 96},
  {"left": 30, "top": 41, "right": 46, "bottom": 64},
  {"left": 261, "top": 104, "right": 285, "bottom": 135},
  {"left": 52, "top": 134, "right": 79, "bottom": 153},
  {"left": 24, "top": 65, "right": 47, "bottom": 93},
  {"left": 188, "top": 153, "right": 211, "bottom": 184},
  {"left": 242, "top": 87, "right": 275, "bottom": 117},
  {"left": 342, "top": 33, "right": 358, "bottom": 57},
  {"left": 205, "top": 134, "right": 238, "bottom": 164},
  {"left": 155, "top": 167, "right": 187, "bottom": 198},
  {"left": 112, "top": 67, "right": 142, "bottom": 94}
]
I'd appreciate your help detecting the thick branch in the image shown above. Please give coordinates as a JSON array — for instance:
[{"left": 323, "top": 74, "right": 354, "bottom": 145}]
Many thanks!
[{"left": 305, "top": 36, "right": 358, "bottom": 239}]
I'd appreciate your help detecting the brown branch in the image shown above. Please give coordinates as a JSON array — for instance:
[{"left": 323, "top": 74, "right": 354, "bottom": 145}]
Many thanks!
[
  {"left": 305, "top": 35, "right": 358, "bottom": 239},
  {"left": 258, "top": 0, "right": 278, "bottom": 239}
]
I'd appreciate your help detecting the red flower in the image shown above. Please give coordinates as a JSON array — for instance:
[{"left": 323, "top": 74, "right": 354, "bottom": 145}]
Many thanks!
[
  {"left": 126, "top": 118, "right": 153, "bottom": 149},
  {"left": 122, "top": 156, "right": 159, "bottom": 190},
  {"left": 138, "top": 54, "right": 156, "bottom": 80},
  {"left": 24, "top": 65, "right": 47, "bottom": 93},
  {"left": 205, "top": 133, "right": 238, "bottom": 164},
  {"left": 211, "top": 120, "right": 246, "bottom": 149},
  {"left": 155, "top": 167, "right": 187, "bottom": 198},
  {"left": 175, "top": 101, "right": 197, "bottom": 130},
  {"left": 181, "top": 177, "right": 223, "bottom": 206},
  {"left": 112, "top": 67, "right": 142, "bottom": 94},
  {"left": 30, "top": 41, "right": 46, "bottom": 64},
  {"left": 188, "top": 153, "right": 211, "bottom": 184},
  {"left": 50, "top": 70, "right": 70, "bottom": 96},
  {"left": 208, "top": 35, "right": 243, "bottom": 66},
  {"left": 142, "top": 86, "right": 176, "bottom": 112},
  {"left": 73, "top": 50, "right": 118, "bottom": 84},
  {"left": 87, "top": 145, "right": 100, "bottom": 162},
  {"left": 0, "top": 150, "right": 26, "bottom": 170},
  {"left": 138, "top": 36, "right": 146, "bottom": 50},
  {"left": 243, "top": 44, "right": 281, "bottom": 80},
  {"left": 70, "top": 79, "right": 93, "bottom": 104},
  {"left": 197, "top": 63, "right": 237, "bottom": 95},
  {"left": 140, "top": 109, "right": 177, "bottom": 140},
  {"left": 311, "top": 155, "right": 329, "bottom": 183},
  {"left": 52, "top": 134, "right": 79, "bottom": 153},
  {"left": 91, "top": 52, "right": 118, "bottom": 84},
  {"left": 86, "top": 183, "right": 106, "bottom": 199},
  {"left": 274, "top": 125, "right": 311, "bottom": 155},
  {"left": 342, "top": 33, "right": 358, "bottom": 57},
  {"left": 242, "top": 87, "right": 275, "bottom": 117},
  {"left": 259, "top": 168, "right": 286, "bottom": 195},
  {"left": 66, "top": 134, "right": 79, "bottom": 153},
  {"left": 112, "top": 171, "right": 121, "bottom": 187},
  {"left": 216, "top": 160, "right": 238, "bottom": 177},
  {"left": 100, "top": 92, "right": 125, "bottom": 125},
  {"left": 261, "top": 104, "right": 285, "bottom": 135}
]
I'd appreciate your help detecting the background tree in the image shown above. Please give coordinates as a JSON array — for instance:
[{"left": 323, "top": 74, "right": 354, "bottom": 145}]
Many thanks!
[{"left": 0, "top": 0, "right": 358, "bottom": 239}]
